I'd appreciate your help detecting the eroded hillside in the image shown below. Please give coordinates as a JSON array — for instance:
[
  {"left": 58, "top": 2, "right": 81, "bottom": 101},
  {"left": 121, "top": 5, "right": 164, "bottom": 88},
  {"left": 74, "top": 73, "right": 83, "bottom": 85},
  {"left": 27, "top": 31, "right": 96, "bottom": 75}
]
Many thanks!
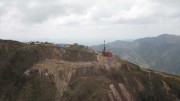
[{"left": 0, "top": 40, "right": 180, "bottom": 101}]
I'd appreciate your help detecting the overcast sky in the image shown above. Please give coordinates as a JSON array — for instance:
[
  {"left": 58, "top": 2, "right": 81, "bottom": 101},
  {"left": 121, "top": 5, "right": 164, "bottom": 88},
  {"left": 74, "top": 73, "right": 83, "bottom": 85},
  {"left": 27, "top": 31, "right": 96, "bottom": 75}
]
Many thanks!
[{"left": 0, "top": 0, "right": 180, "bottom": 45}]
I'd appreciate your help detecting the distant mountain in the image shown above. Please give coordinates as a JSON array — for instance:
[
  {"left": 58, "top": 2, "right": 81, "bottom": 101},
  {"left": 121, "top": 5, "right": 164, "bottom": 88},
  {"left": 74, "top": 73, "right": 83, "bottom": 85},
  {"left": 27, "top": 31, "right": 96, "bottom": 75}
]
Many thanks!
[{"left": 91, "top": 34, "right": 180, "bottom": 75}]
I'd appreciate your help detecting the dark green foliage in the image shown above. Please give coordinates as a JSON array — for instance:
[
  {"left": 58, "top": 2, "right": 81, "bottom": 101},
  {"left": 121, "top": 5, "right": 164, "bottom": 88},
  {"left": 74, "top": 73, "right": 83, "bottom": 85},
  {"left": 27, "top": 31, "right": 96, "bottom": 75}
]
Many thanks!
[
  {"left": 164, "top": 77, "right": 180, "bottom": 99},
  {"left": 62, "top": 78, "right": 109, "bottom": 101},
  {"left": 4, "top": 73, "right": 56, "bottom": 101}
]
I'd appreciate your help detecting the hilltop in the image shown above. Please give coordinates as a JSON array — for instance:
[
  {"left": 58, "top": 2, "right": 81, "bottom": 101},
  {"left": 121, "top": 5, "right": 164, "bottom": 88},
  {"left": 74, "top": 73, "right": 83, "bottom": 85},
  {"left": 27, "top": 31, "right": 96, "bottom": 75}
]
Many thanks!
[
  {"left": 91, "top": 34, "right": 180, "bottom": 75},
  {"left": 0, "top": 39, "right": 180, "bottom": 101}
]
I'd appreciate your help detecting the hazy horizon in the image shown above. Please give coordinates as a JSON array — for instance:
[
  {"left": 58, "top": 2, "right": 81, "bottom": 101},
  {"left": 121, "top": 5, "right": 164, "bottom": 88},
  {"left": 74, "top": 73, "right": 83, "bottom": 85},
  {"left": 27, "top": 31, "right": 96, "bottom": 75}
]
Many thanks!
[
  {"left": 0, "top": 0, "right": 180, "bottom": 45},
  {"left": 1, "top": 33, "right": 179, "bottom": 46}
]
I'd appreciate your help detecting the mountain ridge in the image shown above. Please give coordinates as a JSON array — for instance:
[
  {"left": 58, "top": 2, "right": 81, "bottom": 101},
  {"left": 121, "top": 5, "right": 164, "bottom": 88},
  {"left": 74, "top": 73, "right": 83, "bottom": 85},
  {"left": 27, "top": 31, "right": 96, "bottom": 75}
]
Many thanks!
[
  {"left": 91, "top": 34, "right": 180, "bottom": 75},
  {"left": 0, "top": 39, "right": 180, "bottom": 101}
]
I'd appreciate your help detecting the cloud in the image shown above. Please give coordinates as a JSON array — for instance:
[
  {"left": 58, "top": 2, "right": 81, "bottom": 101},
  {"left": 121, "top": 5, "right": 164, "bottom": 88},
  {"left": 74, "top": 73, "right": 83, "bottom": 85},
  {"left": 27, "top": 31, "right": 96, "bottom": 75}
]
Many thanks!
[
  {"left": 1, "top": 0, "right": 179, "bottom": 25},
  {"left": 0, "top": 0, "right": 180, "bottom": 45}
]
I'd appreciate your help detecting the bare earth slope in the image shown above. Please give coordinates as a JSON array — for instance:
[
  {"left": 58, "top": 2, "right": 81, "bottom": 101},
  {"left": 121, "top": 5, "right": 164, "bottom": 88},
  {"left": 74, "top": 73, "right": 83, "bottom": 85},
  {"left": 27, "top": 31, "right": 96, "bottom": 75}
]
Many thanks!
[{"left": 0, "top": 40, "right": 180, "bottom": 101}]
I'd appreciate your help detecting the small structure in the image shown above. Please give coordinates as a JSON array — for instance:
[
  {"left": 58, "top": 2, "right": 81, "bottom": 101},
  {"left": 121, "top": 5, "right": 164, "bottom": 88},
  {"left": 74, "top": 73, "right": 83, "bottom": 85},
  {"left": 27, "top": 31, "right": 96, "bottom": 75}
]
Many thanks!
[
  {"left": 59, "top": 44, "right": 65, "bottom": 48},
  {"left": 107, "top": 52, "right": 113, "bottom": 57},
  {"left": 107, "top": 51, "right": 113, "bottom": 61},
  {"left": 65, "top": 44, "right": 71, "bottom": 47}
]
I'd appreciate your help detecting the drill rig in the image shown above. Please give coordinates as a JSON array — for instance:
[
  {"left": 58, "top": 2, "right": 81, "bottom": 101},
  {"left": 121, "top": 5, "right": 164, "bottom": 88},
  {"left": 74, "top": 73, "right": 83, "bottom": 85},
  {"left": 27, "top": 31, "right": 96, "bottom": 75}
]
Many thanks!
[
  {"left": 102, "top": 40, "right": 113, "bottom": 57},
  {"left": 102, "top": 40, "right": 106, "bottom": 56}
]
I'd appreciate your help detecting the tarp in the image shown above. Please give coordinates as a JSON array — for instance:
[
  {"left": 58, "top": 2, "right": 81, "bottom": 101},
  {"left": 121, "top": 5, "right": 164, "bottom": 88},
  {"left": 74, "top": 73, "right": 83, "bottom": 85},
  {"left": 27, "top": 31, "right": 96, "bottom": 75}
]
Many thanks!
[{"left": 107, "top": 52, "right": 112, "bottom": 57}]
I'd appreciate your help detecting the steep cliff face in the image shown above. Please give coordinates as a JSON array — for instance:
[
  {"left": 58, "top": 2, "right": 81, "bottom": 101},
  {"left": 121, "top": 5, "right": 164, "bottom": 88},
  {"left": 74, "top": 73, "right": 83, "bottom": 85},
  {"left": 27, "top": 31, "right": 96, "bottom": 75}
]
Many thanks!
[{"left": 0, "top": 40, "right": 180, "bottom": 101}]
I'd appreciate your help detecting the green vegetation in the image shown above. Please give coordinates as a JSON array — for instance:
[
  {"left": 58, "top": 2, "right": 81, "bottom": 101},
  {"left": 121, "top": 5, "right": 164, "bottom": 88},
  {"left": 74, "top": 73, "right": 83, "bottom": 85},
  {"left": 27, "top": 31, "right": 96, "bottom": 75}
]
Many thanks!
[
  {"left": 164, "top": 77, "right": 180, "bottom": 98},
  {"left": 62, "top": 77, "right": 109, "bottom": 101}
]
